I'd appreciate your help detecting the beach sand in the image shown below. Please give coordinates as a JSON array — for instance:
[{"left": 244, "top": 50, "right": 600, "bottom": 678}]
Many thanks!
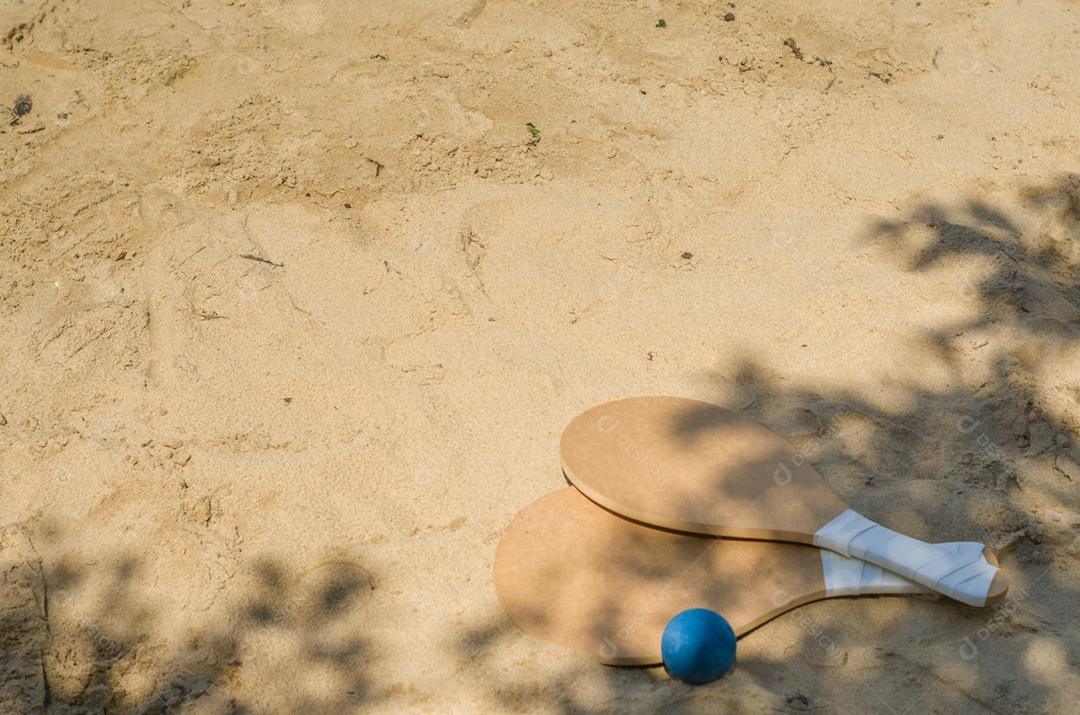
[{"left": 1, "top": 1, "right": 1079, "bottom": 711}]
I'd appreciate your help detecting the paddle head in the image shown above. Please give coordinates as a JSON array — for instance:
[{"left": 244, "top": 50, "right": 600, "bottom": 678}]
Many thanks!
[{"left": 560, "top": 395, "right": 847, "bottom": 541}]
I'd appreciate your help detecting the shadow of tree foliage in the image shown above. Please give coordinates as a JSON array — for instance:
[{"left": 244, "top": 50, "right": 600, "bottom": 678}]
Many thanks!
[
  {"left": 0, "top": 527, "right": 379, "bottom": 715},
  {"left": 868, "top": 172, "right": 1079, "bottom": 349},
  {"left": 452, "top": 174, "right": 1080, "bottom": 713}
]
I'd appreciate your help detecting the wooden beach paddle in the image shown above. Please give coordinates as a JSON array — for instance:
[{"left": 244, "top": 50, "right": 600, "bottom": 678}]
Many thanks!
[
  {"left": 494, "top": 488, "right": 927, "bottom": 665},
  {"left": 560, "top": 396, "right": 1007, "bottom": 607}
]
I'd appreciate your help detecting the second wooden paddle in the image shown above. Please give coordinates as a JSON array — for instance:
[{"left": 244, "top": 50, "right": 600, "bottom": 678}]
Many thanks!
[{"left": 495, "top": 488, "right": 926, "bottom": 665}]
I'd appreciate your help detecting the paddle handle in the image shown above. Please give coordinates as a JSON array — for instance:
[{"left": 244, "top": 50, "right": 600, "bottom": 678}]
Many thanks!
[
  {"left": 813, "top": 509, "right": 1002, "bottom": 607},
  {"left": 819, "top": 550, "right": 926, "bottom": 597}
]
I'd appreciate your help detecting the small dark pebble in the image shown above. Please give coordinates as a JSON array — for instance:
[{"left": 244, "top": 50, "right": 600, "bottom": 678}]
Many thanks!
[
  {"left": 344, "top": 203, "right": 352, "bottom": 209},
  {"left": 284, "top": 397, "right": 293, "bottom": 404},
  {"left": 656, "top": 19, "right": 667, "bottom": 28},
  {"left": 787, "top": 694, "right": 811, "bottom": 711},
  {"left": 681, "top": 251, "right": 693, "bottom": 259},
  {"left": 13, "top": 95, "right": 32, "bottom": 118},
  {"left": 305, "top": 192, "right": 311, "bottom": 197},
  {"left": 724, "top": 13, "right": 736, "bottom": 22}
]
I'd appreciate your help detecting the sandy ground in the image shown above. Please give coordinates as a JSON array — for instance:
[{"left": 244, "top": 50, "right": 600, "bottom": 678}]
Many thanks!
[{"left": 1, "top": 0, "right": 1079, "bottom": 712}]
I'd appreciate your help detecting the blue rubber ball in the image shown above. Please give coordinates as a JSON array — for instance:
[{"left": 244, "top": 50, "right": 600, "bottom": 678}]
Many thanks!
[{"left": 661, "top": 609, "right": 736, "bottom": 684}]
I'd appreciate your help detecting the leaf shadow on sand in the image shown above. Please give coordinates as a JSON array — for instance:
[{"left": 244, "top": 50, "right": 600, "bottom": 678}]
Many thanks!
[{"left": 0, "top": 529, "right": 380, "bottom": 715}]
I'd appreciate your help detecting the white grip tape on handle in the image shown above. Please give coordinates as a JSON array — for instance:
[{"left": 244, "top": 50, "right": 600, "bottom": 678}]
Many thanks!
[
  {"left": 813, "top": 509, "right": 998, "bottom": 607},
  {"left": 820, "top": 550, "right": 925, "bottom": 597}
]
